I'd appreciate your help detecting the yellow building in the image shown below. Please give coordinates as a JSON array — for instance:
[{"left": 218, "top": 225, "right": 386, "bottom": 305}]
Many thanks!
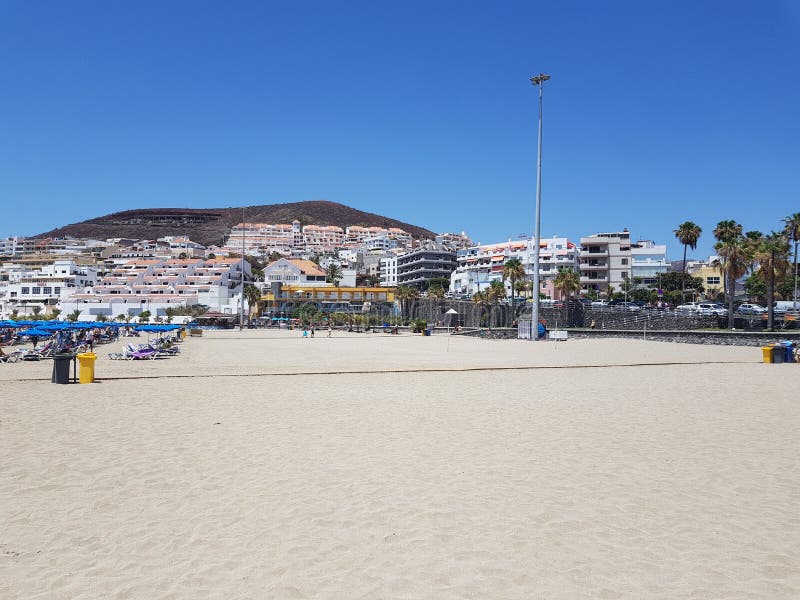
[
  {"left": 689, "top": 264, "right": 724, "bottom": 297},
  {"left": 259, "top": 285, "right": 396, "bottom": 317}
]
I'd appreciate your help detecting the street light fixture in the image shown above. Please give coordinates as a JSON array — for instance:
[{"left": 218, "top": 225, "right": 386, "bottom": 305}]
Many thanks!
[{"left": 530, "top": 73, "right": 550, "bottom": 340}]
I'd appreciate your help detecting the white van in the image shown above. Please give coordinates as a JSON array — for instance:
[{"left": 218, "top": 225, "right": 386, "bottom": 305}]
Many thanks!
[{"left": 773, "top": 301, "right": 800, "bottom": 314}]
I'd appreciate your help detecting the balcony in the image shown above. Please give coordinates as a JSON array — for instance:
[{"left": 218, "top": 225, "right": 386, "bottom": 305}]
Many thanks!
[
  {"left": 579, "top": 275, "right": 608, "bottom": 284},
  {"left": 579, "top": 263, "right": 608, "bottom": 270},
  {"left": 579, "top": 249, "right": 608, "bottom": 257}
]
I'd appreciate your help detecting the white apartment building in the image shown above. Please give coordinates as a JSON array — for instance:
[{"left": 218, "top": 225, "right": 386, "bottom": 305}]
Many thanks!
[
  {"left": 435, "top": 232, "right": 473, "bottom": 251},
  {"left": 631, "top": 240, "right": 668, "bottom": 285},
  {"left": 57, "top": 257, "right": 250, "bottom": 320},
  {"left": 579, "top": 231, "right": 633, "bottom": 294},
  {"left": 301, "top": 225, "right": 346, "bottom": 251},
  {"left": 345, "top": 226, "right": 412, "bottom": 247},
  {"left": 379, "top": 254, "right": 398, "bottom": 286},
  {"left": 0, "top": 260, "right": 98, "bottom": 318},
  {"left": 449, "top": 237, "right": 579, "bottom": 298}
]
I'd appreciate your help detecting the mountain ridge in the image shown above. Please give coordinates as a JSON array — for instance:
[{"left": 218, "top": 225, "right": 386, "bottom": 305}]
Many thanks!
[{"left": 35, "top": 200, "right": 436, "bottom": 247}]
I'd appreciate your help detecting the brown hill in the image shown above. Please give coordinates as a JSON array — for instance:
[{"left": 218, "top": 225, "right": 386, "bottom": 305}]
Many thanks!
[{"left": 35, "top": 200, "right": 435, "bottom": 246}]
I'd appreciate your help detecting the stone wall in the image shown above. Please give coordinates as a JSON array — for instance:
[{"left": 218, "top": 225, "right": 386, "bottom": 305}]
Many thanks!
[{"left": 566, "top": 329, "right": 800, "bottom": 347}]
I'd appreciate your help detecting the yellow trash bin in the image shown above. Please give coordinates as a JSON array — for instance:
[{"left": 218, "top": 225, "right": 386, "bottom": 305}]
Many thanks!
[
  {"left": 181, "top": 328, "right": 187, "bottom": 340},
  {"left": 76, "top": 352, "right": 97, "bottom": 383},
  {"left": 761, "top": 346, "right": 774, "bottom": 364}
]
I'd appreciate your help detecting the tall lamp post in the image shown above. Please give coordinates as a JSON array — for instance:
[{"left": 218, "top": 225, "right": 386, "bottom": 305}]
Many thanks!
[
  {"left": 530, "top": 73, "right": 550, "bottom": 340},
  {"left": 239, "top": 207, "right": 245, "bottom": 331}
]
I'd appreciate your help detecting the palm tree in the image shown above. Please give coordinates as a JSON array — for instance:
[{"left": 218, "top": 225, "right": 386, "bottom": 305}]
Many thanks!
[
  {"left": 487, "top": 280, "right": 506, "bottom": 327},
  {"left": 553, "top": 267, "right": 581, "bottom": 325},
  {"left": 783, "top": 213, "right": 800, "bottom": 310},
  {"left": 715, "top": 237, "right": 750, "bottom": 328},
  {"left": 552, "top": 267, "right": 581, "bottom": 300},
  {"left": 713, "top": 220, "right": 742, "bottom": 244},
  {"left": 325, "top": 263, "right": 343, "bottom": 287},
  {"left": 712, "top": 220, "right": 743, "bottom": 319},
  {"left": 472, "top": 290, "right": 491, "bottom": 329},
  {"left": 66, "top": 309, "right": 81, "bottom": 322},
  {"left": 396, "top": 285, "right": 419, "bottom": 320},
  {"left": 754, "top": 232, "right": 791, "bottom": 331},
  {"left": 674, "top": 221, "right": 702, "bottom": 299},
  {"left": 428, "top": 285, "right": 445, "bottom": 299},
  {"left": 243, "top": 283, "right": 262, "bottom": 322},
  {"left": 502, "top": 258, "right": 526, "bottom": 316}
]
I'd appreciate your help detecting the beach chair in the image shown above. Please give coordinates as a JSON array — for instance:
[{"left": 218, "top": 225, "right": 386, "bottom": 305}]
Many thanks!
[{"left": 0, "top": 348, "right": 23, "bottom": 363}]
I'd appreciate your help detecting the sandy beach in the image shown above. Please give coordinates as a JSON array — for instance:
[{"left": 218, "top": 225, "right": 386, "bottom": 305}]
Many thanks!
[{"left": 1, "top": 330, "right": 798, "bottom": 599}]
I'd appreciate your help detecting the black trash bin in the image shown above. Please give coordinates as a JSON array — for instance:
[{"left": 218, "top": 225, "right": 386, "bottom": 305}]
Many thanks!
[{"left": 52, "top": 353, "right": 73, "bottom": 384}]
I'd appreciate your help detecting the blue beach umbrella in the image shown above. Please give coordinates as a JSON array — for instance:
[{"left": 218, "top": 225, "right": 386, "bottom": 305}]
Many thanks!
[{"left": 18, "top": 327, "right": 54, "bottom": 337}]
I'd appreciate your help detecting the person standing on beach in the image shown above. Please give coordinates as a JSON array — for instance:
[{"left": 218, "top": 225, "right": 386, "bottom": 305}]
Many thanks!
[
  {"left": 86, "top": 329, "right": 95, "bottom": 351},
  {"left": 310, "top": 327, "right": 315, "bottom": 338},
  {"left": 327, "top": 325, "right": 332, "bottom": 337}
]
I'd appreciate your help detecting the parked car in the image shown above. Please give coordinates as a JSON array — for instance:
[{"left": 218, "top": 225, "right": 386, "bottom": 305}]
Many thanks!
[
  {"left": 696, "top": 303, "right": 728, "bottom": 316},
  {"left": 736, "top": 303, "right": 767, "bottom": 315},
  {"left": 591, "top": 300, "right": 610, "bottom": 308},
  {"left": 616, "top": 301, "right": 642, "bottom": 312},
  {"left": 675, "top": 302, "right": 698, "bottom": 314},
  {"left": 773, "top": 301, "right": 800, "bottom": 315}
]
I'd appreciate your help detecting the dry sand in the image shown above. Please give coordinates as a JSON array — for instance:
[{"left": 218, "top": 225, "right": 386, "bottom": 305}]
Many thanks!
[{"left": 0, "top": 330, "right": 798, "bottom": 599}]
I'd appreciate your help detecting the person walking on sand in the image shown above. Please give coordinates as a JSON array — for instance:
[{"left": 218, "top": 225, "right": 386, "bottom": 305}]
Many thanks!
[
  {"left": 327, "top": 325, "right": 332, "bottom": 338},
  {"left": 310, "top": 327, "right": 315, "bottom": 338},
  {"left": 86, "top": 328, "right": 95, "bottom": 351}
]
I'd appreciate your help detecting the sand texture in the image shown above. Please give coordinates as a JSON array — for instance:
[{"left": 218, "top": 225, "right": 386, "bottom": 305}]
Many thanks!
[{"left": 1, "top": 330, "right": 798, "bottom": 599}]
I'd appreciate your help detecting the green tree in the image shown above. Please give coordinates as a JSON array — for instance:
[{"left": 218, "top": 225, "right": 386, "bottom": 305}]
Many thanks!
[
  {"left": 754, "top": 232, "right": 790, "bottom": 330},
  {"left": 138, "top": 310, "right": 151, "bottom": 324},
  {"left": 502, "top": 258, "right": 526, "bottom": 314},
  {"left": 95, "top": 313, "right": 108, "bottom": 322},
  {"left": 49, "top": 308, "right": 62, "bottom": 320},
  {"left": 674, "top": 221, "right": 702, "bottom": 299},
  {"left": 66, "top": 309, "right": 81, "bottom": 322},
  {"left": 116, "top": 313, "right": 127, "bottom": 323},
  {"left": 178, "top": 252, "right": 188, "bottom": 259},
  {"left": 31, "top": 306, "right": 42, "bottom": 318},
  {"left": 783, "top": 212, "right": 800, "bottom": 310},
  {"left": 325, "top": 263, "right": 343, "bottom": 287},
  {"left": 715, "top": 236, "right": 751, "bottom": 328}
]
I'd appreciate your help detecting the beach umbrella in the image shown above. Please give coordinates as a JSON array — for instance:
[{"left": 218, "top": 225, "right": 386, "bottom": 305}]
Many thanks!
[{"left": 18, "top": 327, "right": 53, "bottom": 337}]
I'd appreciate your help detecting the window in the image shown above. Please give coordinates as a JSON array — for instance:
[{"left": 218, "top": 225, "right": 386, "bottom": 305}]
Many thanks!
[
  {"left": 21, "top": 287, "right": 29, "bottom": 294},
  {"left": 706, "top": 277, "right": 720, "bottom": 285},
  {"left": 43, "top": 287, "right": 52, "bottom": 294},
  {"left": 621, "top": 258, "right": 628, "bottom": 265}
]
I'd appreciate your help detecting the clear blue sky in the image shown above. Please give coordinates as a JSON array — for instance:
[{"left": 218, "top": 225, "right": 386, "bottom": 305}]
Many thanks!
[{"left": 2, "top": 0, "right": 798, "bottom": 259}]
